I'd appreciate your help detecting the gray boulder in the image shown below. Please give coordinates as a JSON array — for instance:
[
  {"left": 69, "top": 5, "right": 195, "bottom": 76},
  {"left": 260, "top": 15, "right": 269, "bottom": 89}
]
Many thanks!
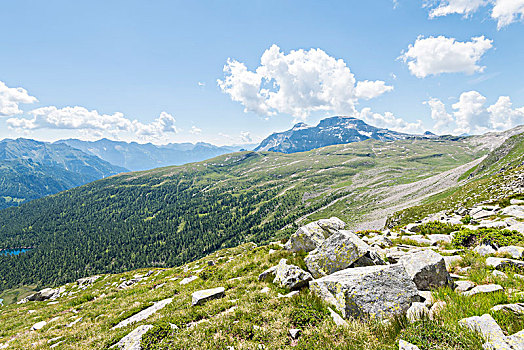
[
  {"left": 498, "top": 246, "right": 524, "bottom": 259},
  {"left": 474, "top": 244, "right": 497, "bottom": 256},
  {"left": 26, "top": 287, "right": 65, "bottom": 302},
  {"left": 273, "top": 259, "right": 312, "bottom": 290},
  {"left": 501, "top": 205, "right": 524, "bottom": 219},
  {"left": 112, "top": 325, "right": 153, "bottom": 350},
  {"left": 459, "top": 314, "right": 505, "bottom": 342},
  {"left": 463, "top": 284, "right": 503, "bottom": 297},
  {"left": 192, "top": 287, "right": 225, "bottom": 306},
  {"left": 258, "top": 265, "right": 277, "bottom": 281},
  {"left": 399, "top": 251, "right": 452, "bottom": 290},
  {"left": 454, "top": 280, "right": 475, "bottom": 293},
  {"left": 406, "top": 302, "right": 429, "bottom": 322},
  {"left": 284, "top": 217, "right": 345, "bottom": 253},
  {"left": 399, "top": 340, "right": 421, "bottom": 350},
  {"left": 309, "top": 264, "right": 419, "bottom": 319},
  {"left": 304, "top": 230, "right": 374, "bottom": 278},
  {"left": 77, "top": 275, "right": 100, "bottom": 288},
  {"left": 490, "top": 303, "right": 524, "bottom": 314}
]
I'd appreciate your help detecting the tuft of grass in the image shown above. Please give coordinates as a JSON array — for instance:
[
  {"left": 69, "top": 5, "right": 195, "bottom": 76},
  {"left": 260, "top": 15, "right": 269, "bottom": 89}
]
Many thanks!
[
  {"left": 452, "top": 228, "right": 524, "bottom": 248},
  {"left": 416, "top": 221, "right": 462, "bottom": 236},
  {"left": 141, "top": 322, "right": 172, "bottom": 350},
  {"left": 288, "top": 290, "right": 329, "bottom": 328}
]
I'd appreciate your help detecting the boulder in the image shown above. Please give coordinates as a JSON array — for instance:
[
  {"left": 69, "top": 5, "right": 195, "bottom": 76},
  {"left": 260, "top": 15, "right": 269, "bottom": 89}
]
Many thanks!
[
  {"left": 399, "top": 251, "right": 452, "bottom": 290},
  {"left": 26, "top": 287, "right": 65, "bottom": 302},
  {"left": 498, "top": 246, "right": 524, "bottom": 259},
  {"left": 418, "top": 291, "right": 434, "bottom": 308},
  {"left": 510, "top": 199, "right": 524, "bottom": 205},
  {"left": 77, "top": 275, "right": 100, "bottom": 288},
  {"left": 398, "top": 339, "right": 421, "bottom": 350},
  {"left": 443, "top": 255, "right": 462, "bottom": 271},
  {"left": 328, "top": 307, "right": 349, "bottom": 327},
  {"left": 258, "top": 265, "right": 278, "bottom": 281},
  {"left": 406, "top": 302, "right": 429, "bottom": 322},
  {"left": 305, "top": 231, "right": 374, "bottom": 278},
  {"left": 463, "top": 284, "right": 503, "bottom": 297},
  {"left": 501, "top": 205, "right": 524, "bottom": 219},
  {"left": 459, "top": 314, "right": 505, "bottom": 341},
  {"left": 474, "top": 244, "right": 497, "bottom": 256},
  {"left": 350, "top": 250, "right": 386, "bottom": 268},
  {"left": 368, "top": 235, "right": 393, "bottom": 248},
  {"left": 427, "top": 234, "right": 452, "bottom": 245},
  {"left": 284, "top": 217, "right": 345, "bottom": 253},
  {"left": 401, "top": 235, "right": 432, "bottom": 246},
  {"left": 309, "top": 264, "right": 419, "bottom": 319},
  {"left": 180, "top": 276, "right": 199, "bottom": 285},
  {"left": 486, "top": 257, "right": 524, "bottom": 271},
  {"left": 192, "top": 287, "right": 225, "bottom": 306},
  {"left": 492, "top": 270, "right": 508, "bottom": 279},
  {"left": 113, "top": 298, "right": 173, "bottom": 329},
  {"left": 273, "top": 259, "right": 312, "bottom": 290},
  {"left": 288, "top": 329, "right": 301, "bottom": 339}
]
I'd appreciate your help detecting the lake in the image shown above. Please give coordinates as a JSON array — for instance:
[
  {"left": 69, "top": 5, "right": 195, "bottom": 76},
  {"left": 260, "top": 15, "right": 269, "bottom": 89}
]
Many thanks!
[{"left": 0, "top": 248, "right": 31, "bottom": 256}]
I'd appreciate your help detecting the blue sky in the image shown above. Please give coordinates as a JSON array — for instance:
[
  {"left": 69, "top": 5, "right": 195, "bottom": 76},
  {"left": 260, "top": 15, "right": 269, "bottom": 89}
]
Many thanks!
[{"left": 0, "top": 0, "right": 523, "bottom": 145}]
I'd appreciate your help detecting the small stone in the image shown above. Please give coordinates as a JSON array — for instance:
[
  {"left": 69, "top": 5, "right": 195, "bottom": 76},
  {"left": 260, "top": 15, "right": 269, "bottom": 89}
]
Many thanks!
[
  {"left": 429, "top": 301, "right": 446, "bottom": 320},
  {"left": 31, "top": 321, "right": 47, "bottom": 331},
  {"left": 407, "top": 302, "right": 429, "bottom": 322},
  {"left": 463, "top": 284, "right": 503, "bottom": 297},
  {"left": 289, "top": 329, "right": 301, "bottom": 339},
  {"left": 192, "top": 287, "right": 225, "bottom": 306},
  {"left": 277, "top": 291, "right": 299, "bottom": 298},
  {"left": 179, "top": 276, "right": 199, "bottom": 285},
  {"left": 473, "top": 244, "right": 497, "bottom": 256},
  {"left": 490, "top": 303, "right": 524, "bottom": 314},
  {"left": 260, "top": 287, "right": 270, "bottom": 294},
  {"left": 454, "top": 280, "right": 475, "bottom": 293},
  {"left": 418, "top": 291, "right": 434, "bottom": 307},
  {"left": 492, "top": 270, "right": 508, "bottom": 279}
]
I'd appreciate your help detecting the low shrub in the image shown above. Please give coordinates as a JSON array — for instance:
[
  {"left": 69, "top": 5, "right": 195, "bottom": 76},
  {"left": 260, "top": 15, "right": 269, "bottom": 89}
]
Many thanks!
[
  {"left": 452, "top": 228, "right": 524, "bottom": 248},
  {"left": 417, "top": 221, "right": 461, "bottom": 236},
  {"left": 141, "top": 322, "right": 172, "bottom": 350},
  {"left": 288, "top": 291, "right": 328, "bottom": 328}
]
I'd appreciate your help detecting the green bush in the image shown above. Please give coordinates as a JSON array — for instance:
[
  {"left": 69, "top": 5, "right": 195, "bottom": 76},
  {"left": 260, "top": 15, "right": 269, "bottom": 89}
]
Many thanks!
[
  {"left": 198, "top": 265, "right": 220, "bottom": 281},
  {"left": 452, "top": 228, "right": 524, "bottom": 248},
  {"left": 417, "top": 221, "right": 461, "bottom": 236},
  {"left": 141, "top": 322, "right": 172, "bottom": 350},
  {"left": 398, "top": 319, "right": 484, "bottom": 350},
  {"left": 289, "top": 291, "right": 328, "bottom": 328},
  {"left": 69, "top": 293, "right": 95, "bottom": 307},
  {"left": 461, "top": 215, "right": 473, "bottom": 224}
]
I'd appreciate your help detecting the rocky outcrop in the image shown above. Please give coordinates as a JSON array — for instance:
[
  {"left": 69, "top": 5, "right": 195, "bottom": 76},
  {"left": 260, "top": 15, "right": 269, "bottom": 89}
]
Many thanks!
[
  {"left": 21, "top": 287, "right": 65, "bottom": 303},
  {"left": 273, "top": 259, "right": 312, "bottom": 290},
  {"left": 304, "top": 230, "right": 375, "bottom": 278},
  {"left": 111, "top": 325, "right": 153, "bottom": 350},
  {"left": 310, "top": 264, "right": 419, "bottom": 319},
  {"left": 112, "top": 298, "right": 173, "bottom": 329},
  {"left": 399, "top": 251, "right": 452, "bottom": 290},
  {"left": 284, "top": 217, "right": 345, "bottom": 253}
]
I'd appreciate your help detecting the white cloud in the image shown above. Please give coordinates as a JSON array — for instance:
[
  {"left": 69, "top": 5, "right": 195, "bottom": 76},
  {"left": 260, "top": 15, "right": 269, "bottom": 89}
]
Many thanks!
[
  {"left": 240, "top": 131, "right": 252, "bottom": 143},
  {"left": 355, "top": 80, "right": 394, "bottom": 100},
  {"left": 190, "top": 126, "right": 202, "bottom": 134},
  {"left": 198, "top": 82, "right": 205, "bottom": 87},
  {"left": 492, "top": 0, "right": 524, "bottom": 29},
  {"left": 487, "top": 96, "right": 524, "bottom": 130},
  {"left": 424, "top": 91, "right": 524, "bottom": 134},
  {"left": 7, "top": 106, "right": 178, "bottom": 140},
  {"left": 428, "top": 0, "right": 488, "bottom": 18},
  {"left": 358, "top": 107, "right": 425, "bottom": 134},
  {"left": 426, "top": 0, "right": 524, "bottom": 28},
  {"left": 400, "top": 35, "right": 493, "bottom": 78},
  {"left": 424, "top": 98, "right": 454, "bottom": 133},
  {"left": 218, "top": 44, "right": 393, "bottom": 119},
  {"left": 0, "top": 81, "right": 38, "bottom": 116}
]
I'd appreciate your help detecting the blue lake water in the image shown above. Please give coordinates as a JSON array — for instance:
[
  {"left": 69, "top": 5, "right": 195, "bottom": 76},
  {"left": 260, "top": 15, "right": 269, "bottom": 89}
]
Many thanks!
[{"left": 0, "top": 248, "right": 31, "bottom": 256}]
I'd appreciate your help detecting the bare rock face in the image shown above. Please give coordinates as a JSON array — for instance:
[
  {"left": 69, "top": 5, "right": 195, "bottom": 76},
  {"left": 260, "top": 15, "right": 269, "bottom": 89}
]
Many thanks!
[
  {"left": 273, "top": 259, "right": 313, "bottom": 290},
  {"left": 399, "top": 251, "right": 452, "bottom": 291},
  {"left": 309, "top": 264, "right": 419, "bottom": 319},
  {"left": 304, "top": 230, "right": 378, "bottom": 278},
  {"left": 284, "top": 217, "right": 345, "bottom": 253}
]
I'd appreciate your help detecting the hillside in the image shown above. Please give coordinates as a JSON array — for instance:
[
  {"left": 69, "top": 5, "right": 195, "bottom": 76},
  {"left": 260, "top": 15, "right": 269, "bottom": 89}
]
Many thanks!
[
  {"left": 254, "top": 116, "right": 409, "bottom": 153},
  {"left": 0, "top": 139, "right": 127, "bottom": 210},
  {"left": 0, "top": 135, "right": 492, "bottom": 292},
  {"left": 57, "top": 139, "right": 248, "bottom": 171}
]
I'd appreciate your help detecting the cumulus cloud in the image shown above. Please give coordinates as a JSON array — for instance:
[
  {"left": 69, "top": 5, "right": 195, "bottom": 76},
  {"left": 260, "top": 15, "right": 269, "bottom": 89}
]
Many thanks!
[
  {"left": 424, "top": 91, "right": 524, "bottom": 134},
  {"left": 424, "top": 98, "right": 454, "bottom": 133},
  {"left": 426, "top": 0, "right": 524, "bottom": 28},
  {"left": 7, "top": 106, "right": 178, "bottom": 140},
  {"left": 400, "top": 35, "right": 493, "bottom": 78},
  {"left": 358, "top": 107, "right": 425, "bottom": 134},
  {"left": 218, "top": 45, "right": 393, "bottom": 119},
  {"left": 0, "top": 81, "right": 38, "bottom": 116}
]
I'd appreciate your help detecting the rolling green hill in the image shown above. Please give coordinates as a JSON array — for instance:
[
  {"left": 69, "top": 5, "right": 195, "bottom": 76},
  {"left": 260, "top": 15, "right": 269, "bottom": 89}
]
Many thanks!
[{"left": 0, "top": 136, "right": 490, "bottom": 292}]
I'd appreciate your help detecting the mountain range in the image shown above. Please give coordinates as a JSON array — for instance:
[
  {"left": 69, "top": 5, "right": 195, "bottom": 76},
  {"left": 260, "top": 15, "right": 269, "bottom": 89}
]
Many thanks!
[
  {"left": 254, "top": 116, "right": 410, "bottom": 153},
  {"left": 0, "top": 138, "right": 126, "bottom": 210},
  {"left": 56, "top": 139, "right": 250, "bottom": 171}
]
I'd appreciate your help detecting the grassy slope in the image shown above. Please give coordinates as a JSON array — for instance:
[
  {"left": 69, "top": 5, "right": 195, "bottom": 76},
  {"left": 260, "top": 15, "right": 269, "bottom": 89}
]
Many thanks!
[
  {"left": 0, "top": 138, "right": 483, "bottom": 291},
  {"left": 0, "top": 241, "right": 522, "bottom": 349},
  {"left": 387, "top": 133, "right": 524, "bottom": 227}
]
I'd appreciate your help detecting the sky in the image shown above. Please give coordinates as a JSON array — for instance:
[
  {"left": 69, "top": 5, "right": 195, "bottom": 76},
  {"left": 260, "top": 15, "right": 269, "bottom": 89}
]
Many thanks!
[{"left": 1, "top": 0, "right": 523, "bottom": 145}]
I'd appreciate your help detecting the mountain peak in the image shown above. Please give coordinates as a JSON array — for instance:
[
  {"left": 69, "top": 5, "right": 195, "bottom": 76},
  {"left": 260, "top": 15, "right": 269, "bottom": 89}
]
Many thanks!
[{"left": 254, "top": 116, "right": 409, "bottom": 153}]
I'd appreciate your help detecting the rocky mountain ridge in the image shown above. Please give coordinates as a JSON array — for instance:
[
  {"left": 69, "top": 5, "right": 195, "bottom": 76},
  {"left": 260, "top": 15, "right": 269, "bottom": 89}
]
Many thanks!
[{"left": 254, "top": 116, "right": 411, "bottom": 153}]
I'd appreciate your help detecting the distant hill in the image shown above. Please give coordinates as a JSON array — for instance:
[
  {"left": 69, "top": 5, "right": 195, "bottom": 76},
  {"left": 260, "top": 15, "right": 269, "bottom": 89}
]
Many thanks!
[
  {"left": 56, "top": 139, "right": 251, "bottom": 171},
  {"left": 0, "top": 138, "right": 127, "bottom": 210},
  {"left": 254, "top": 116, "right": 410, "bottom": 153}
]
